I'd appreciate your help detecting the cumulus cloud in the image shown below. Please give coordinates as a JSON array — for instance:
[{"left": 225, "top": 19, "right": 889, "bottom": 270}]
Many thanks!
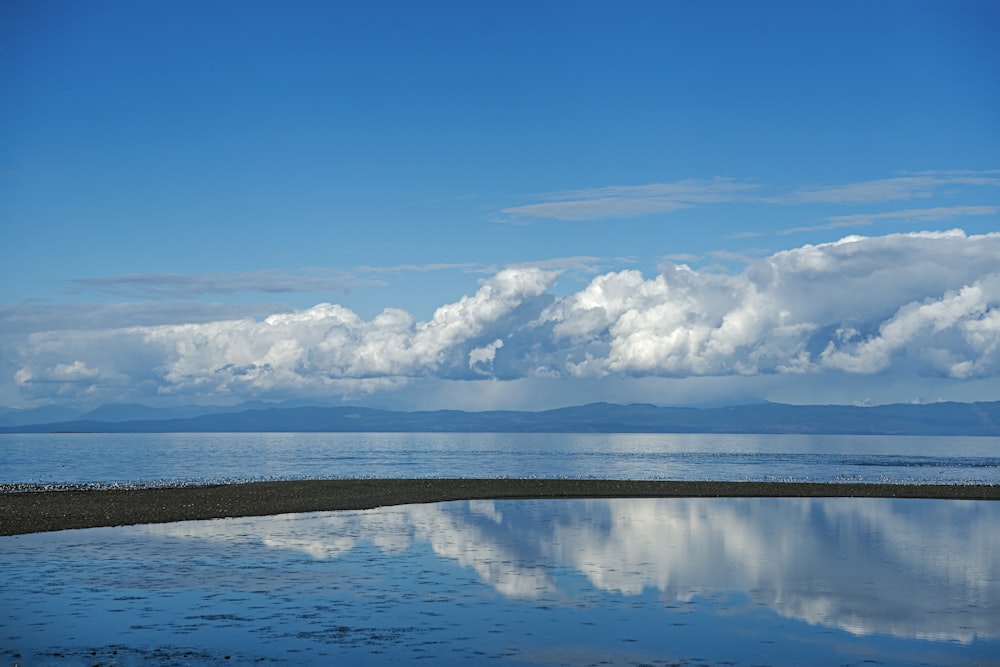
[
  {"left": 11, "top": 231, "right": 1000, "bottom": 404},
  {"left": 14, "top": 268, "right": 556, "bottom": 402},
  {"left": 819, "top": 276, "right": 1000, "bottom": 378},
  {"left": 546, "top": 230, "right": 1000, "bottom": 379},
  {"left": 469, "top": 339, "right": 504, "bottom": 374}
]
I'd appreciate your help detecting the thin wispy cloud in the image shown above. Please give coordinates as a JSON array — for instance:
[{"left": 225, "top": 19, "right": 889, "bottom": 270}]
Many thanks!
[
  {"left": 506, "top": 256, "right": 619, "bottom": 273},
  {"left": 70, "top": 270, "right": 385, "bottom": 300},
  {"left": 499, "top": 178, "right": 758, "bottom": 222},
  {"left": 498, "top": 171, "right": 1000, "bottom": 223},
  {"left": 826, "top": 205, "right": 998, "bottom": 227},
  {"left": 354, "top": 262, "right": 483, "bottom": 275},
  {"left": 662, "top": 253, "right": 700, "bottom": 263},
  {"left": 779, "top": 171, "right": 1000, "bottom": 205},
  {"left": 778, "top": 205, "right": 999, "bottom": 235},
  {"left": 501, "top": 197, "right": 692, "bottom": 221},
  {"left": 0, "top": 301, "right": 293, "bottom": 334},
  {"left": 65, "top": 259, "right": 620, "bottom": 305},
  {"left": 708, "top": 249, "right": 771, "bottom": 264}
]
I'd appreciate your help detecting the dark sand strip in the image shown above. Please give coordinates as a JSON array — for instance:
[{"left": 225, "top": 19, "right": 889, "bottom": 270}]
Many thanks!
[{"left": 2, "top": 479, "right": 998, "bottom": 536}]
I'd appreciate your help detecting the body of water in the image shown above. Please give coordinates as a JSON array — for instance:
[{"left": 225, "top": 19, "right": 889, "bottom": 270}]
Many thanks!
[
  {"left": 2, "top": 432, "right": 1000, "bottom": 488},
  {"left": 3, "top": 432, "right": 998, "bottom": 665},
  {"left": 3, "top": 497, "right": 998, "bottom": 665}
]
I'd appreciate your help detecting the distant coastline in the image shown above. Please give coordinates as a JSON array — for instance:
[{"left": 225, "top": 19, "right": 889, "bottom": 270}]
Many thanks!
[{"left": 3, "top": 400, "right": 1000, "bottom": 436}]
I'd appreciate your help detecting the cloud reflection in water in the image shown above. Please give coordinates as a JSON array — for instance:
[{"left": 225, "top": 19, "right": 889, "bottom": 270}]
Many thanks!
[{"left": 147, "top": 497, "right": 998, "bottom": 644}]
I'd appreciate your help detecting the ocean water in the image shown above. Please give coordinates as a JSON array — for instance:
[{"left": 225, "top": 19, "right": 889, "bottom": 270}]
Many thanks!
[
  {"left": 3, "top": 433, "right": 999, "bottom": 665},
  {"left": 1, "top": 431, "right": 999, "bottom": 488},
  {"left": 2, "top": 497, "right": 998, "bottom": 665}
]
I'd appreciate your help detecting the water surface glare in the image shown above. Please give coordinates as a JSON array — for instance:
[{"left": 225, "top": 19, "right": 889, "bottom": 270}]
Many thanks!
[
  {"left": 2, "top": 497, "right": 997, "bottom": 665},
  {"left": 3, "top": 432, "right": 1000, "bottom": 487}
]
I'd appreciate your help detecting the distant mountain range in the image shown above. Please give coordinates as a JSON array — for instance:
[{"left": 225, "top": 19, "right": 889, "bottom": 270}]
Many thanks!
[
  {"left": 2, "top": 400, "right": 1000, "bottom": 435},
  {"left": 0, "top": 400, "right": 304, "bottom": 428}
]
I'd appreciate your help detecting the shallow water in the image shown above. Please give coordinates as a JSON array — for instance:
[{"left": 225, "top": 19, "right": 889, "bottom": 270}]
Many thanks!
[
  {"left": 2, "top": 497, "right": 998, "bottom": 666},
  {"left": 3, "top": 432, "right": 1000, "bottom": 488}
]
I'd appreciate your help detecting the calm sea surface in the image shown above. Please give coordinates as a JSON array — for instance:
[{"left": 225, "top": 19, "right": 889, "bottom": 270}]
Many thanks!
[
  {"left": 2, "top": 432, "right": 999, "bottom": 487},
  {"left": 3, "top": 433, "right": 999, "bottom": 665},
  {"left": 3, "top": 497, "right": 998, "bottom": 665}
]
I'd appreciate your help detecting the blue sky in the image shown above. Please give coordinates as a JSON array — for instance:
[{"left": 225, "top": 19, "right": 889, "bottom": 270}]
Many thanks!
[{"left": 2, "top": 0, "right": 999, "bottom": 411}]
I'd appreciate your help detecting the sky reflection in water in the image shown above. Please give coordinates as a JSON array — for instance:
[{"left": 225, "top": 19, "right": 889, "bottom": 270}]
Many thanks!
[{"left": 2, "top": 497, "right": 998, "bottom": 666}]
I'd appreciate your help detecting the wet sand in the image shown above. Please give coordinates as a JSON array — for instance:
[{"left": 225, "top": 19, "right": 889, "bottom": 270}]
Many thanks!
[{"left": 2, "top": 478, "right": 998, "bottom": 536}]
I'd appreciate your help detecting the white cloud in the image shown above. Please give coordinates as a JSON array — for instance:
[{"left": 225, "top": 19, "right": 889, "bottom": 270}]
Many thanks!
[
  {"left": 14, "top": 360, "right": 102, "bottom": 387},
  {"left": 505, "top": 255, "right": 619, "bottom": 273},
  {"left": 469, "top": 339, "right": 504, "bottom": 374},
  {"left": 10, "top": 231, "right": 1000, "bottom": 405},
  {"left": 546, "top": 230, "right": 1000, "bottom": 379},
  {"left": 14, "top": 268, "right": 556, "bottom": 402},
  {"left": 819, "top": 276, "right": 1000, "bottom": 378}
]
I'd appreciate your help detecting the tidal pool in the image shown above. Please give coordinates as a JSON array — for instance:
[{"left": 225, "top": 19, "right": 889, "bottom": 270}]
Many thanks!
[{"left": 2, "top": 497, "right": 998, "bottom": 666}]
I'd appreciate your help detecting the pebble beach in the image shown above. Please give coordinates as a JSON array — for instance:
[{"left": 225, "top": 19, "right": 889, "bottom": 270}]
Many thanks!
[{"left": 3, "top": 478, "right": 998, "bottom": 536}]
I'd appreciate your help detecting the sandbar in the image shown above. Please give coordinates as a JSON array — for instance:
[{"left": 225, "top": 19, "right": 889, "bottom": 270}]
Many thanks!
[{"left": 2, "top": 479, "right": 997, "bottom": 536}]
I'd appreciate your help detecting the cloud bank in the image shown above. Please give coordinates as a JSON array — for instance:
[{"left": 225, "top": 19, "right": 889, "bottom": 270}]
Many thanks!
[{"left": 11, "top": 230, "right": 1000, "bottom": 405}]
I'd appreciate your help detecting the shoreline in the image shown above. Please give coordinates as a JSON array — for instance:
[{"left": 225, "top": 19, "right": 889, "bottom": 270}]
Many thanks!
[{"left": 2, "top": 479, "right": 998, "bottom": 536}]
